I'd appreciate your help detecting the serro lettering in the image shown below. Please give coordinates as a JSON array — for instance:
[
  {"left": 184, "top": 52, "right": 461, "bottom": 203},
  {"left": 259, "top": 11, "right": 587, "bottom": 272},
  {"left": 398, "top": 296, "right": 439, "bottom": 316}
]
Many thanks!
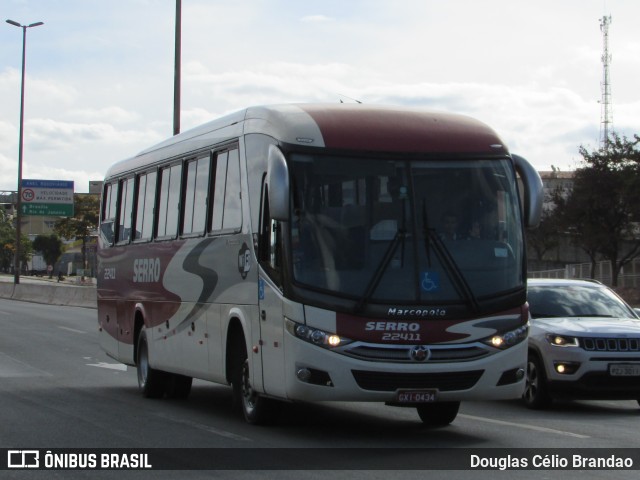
[
  {"left": 133, "top": 258, "right": 161, "bottom": 283},
  {"left": 365, "top": 321, "right": 420, "bottom": 332}
]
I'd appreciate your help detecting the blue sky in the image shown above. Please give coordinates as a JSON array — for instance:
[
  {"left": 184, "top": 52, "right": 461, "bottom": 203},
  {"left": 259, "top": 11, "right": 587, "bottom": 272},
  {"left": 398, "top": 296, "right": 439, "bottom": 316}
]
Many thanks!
[{"left": 1, "top": 0, "right": 639, "bottom": 192}]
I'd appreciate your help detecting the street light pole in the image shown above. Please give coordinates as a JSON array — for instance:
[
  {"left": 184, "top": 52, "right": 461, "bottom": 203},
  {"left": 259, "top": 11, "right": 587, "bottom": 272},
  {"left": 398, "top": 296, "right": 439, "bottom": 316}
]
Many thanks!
[
  {"left": 173, "top": 0, "right": 181, "bottom": 136},
  {"left": 6, "top": 19, "right": 44, "bottom": 285}
]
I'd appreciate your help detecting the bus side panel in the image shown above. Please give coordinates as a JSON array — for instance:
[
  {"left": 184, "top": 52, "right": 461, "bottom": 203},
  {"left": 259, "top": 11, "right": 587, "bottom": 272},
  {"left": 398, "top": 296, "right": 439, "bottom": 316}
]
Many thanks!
[
  {"left": 97, "top": 297, "right": 119, "bottom": 361},
  {"left": 148, "top": 235, "right": 257, "bottom": 378},
  {"left": 204, "top": 303, "right": 226, "bottom": 384},
  {"left": 99, "top": 241, "right": 183, "bottom": 369},
  {"left": 180, "top": 301, "right": 212, "bottom": 379},
  {"left": 117, "top": 299, "right": 136, "bottom": 365},
  {"left": 257, "top": 273, "right": 286, "bottom": 398},
  {"left": 150, "top": 301, "right": 190, "bottom": 373},
  {"left": 97, "top": 246, "right": 132, "bottom": 363}
]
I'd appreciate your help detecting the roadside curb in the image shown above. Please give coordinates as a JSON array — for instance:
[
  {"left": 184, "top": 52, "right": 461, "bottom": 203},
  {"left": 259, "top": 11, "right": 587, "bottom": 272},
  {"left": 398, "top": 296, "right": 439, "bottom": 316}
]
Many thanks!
[{"left": 0, "top": 281, "right": 97, "bottom": 309}]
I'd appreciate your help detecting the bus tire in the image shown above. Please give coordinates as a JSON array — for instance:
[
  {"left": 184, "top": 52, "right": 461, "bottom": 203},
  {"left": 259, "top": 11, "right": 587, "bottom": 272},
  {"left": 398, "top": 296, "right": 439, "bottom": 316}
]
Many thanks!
[
  {"left": 416, "top": 402, "right": 460, "bottom": 426},
  {"left": 231, "top": 341, "right": 279, "bottom": 424},
  {"left": 523, "top": 352, "right": 552, "bottom": 409},
  {"left": 136, "top": 329, "right": 167, "bottom": 399},
  {"left": 166, "top": 373, "right": 192, "bottom": 400}
]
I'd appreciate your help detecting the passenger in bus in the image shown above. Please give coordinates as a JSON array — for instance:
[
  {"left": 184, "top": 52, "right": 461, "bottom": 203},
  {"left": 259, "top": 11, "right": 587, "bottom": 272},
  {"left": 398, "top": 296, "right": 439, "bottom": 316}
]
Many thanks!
[
  {"left": 439, "top": 212, "right": 460, "bottom": 241},
  {"left": 466, "top": 220, "right": 482, "bottom": 240}
]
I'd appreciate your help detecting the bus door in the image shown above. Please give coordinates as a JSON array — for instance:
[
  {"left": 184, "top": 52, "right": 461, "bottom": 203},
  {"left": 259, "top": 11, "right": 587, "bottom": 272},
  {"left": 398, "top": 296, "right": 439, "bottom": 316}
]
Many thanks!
[{"left": 256, "top": 186, "right": 287, "bottom": 398}]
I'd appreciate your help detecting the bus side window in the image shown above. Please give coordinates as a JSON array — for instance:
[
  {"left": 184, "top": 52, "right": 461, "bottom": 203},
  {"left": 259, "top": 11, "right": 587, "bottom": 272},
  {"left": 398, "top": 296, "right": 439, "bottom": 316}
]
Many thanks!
[
  {"left": 223, "top": 148, "right": 242, "bottom": 230},
  {"left": 134, "top": 171, "right": 157, "bottom": 241},
  {"left": 210, "top": 151, "right": 228, "bottom": 231},
  {"left": 117, "top": 177, "right": 134, "bottom": 244},
  {"left": 259, "top": 185, "right": 282, "bottom": 285},
  {"left": 156, "top": 163, "right": 182, "bottom": 239},
  {"left": 100, "top": 181, "right": 118, "bottom": 246},
  {"left": 182, "top": 155, "right": 210, "bottom": 236},
  {"left": 210, "top": 146, "right": 242, "bottom": 234}
]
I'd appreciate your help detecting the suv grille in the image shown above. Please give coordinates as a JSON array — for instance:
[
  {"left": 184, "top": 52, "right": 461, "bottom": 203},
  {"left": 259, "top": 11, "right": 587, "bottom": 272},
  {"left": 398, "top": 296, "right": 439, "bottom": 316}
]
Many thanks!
[{"left": 582, "top": 337, "right": 640, "bottom": 352}]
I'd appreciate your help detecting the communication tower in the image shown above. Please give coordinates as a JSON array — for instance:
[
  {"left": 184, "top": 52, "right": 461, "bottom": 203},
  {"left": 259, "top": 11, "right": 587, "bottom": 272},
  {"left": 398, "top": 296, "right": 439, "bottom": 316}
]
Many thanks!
[{"left": 599, "top": 15, "right": 613, "bottom": 150}]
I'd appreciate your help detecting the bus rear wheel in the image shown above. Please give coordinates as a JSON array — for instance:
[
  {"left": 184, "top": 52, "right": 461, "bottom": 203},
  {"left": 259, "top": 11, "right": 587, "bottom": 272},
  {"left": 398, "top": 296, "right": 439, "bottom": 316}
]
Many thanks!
[
  {"left": 416, "top": 402, "right": 460, "bottom": 427},
  {"left": 137, "top": 329, "right": 167, "bottom": 398}
]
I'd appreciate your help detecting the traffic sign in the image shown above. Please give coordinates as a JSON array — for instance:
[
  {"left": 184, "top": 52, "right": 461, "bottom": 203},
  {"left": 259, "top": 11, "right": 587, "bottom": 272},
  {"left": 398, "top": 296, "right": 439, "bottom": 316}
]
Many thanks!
[{"left": 20, "top": 179, "right": 74, "bottom": 217}]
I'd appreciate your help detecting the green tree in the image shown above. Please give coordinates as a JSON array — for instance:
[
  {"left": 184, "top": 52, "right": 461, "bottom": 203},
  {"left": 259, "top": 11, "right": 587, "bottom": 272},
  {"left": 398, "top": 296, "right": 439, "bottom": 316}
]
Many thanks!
[
  {"left": 526, "top": 207, "right": 562, "bottom": 267},
  {"left": 0, "top": 209, "right": 33, "bottom": 273},
  {"left": 0, "top": 210, "right": 15, "bottom": 272},
  {"left": 32, "top": 234, "right": 64, "bottom": 276},
  {"left": 558, "top": 133, "right": 640, "bottom": 285},
  {"left": 54, "top": 194, "right": 100, "bottom": 278}
]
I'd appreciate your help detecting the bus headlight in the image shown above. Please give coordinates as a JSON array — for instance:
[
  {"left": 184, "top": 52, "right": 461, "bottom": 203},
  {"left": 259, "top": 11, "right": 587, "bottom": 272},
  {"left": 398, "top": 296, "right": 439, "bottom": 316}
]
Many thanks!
[
  {"left": 482, "top": 323, "right": 529, "bottom": 350},
  {"left": 285, "top": 319, "right": 353, "bottom": 349}
]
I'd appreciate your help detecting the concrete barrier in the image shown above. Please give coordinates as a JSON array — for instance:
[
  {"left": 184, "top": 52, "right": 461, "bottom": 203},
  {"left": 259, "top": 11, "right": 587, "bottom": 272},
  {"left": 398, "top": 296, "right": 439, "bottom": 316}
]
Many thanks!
[
  {"left": 0, "top": 282, "right": 97, "bottom": 309},
  {"left": 0, "top": 283, "right": 14, "bottom": 300}
]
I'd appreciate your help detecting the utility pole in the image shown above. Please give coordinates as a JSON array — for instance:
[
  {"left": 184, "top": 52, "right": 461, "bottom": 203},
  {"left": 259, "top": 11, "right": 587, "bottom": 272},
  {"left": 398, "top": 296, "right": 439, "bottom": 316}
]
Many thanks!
[
  {"left": 599, "top": 15, "right": 613, "bottom": 151},
  {"left": 173, "top": 0, "right": 181, "bottom": 136}
]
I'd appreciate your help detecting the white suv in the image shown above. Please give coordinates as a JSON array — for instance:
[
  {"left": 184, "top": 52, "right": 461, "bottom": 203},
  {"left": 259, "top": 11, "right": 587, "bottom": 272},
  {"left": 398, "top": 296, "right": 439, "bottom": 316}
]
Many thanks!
[{"left": 524, "top": 278, "right": 640, "bottom": 409}]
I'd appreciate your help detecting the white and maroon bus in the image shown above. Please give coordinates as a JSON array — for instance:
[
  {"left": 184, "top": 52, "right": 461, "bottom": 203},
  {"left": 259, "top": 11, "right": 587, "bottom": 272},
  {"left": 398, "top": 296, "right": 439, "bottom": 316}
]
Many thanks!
[{"left": 97, "top": 104, "right": 543, "bottom": 426}]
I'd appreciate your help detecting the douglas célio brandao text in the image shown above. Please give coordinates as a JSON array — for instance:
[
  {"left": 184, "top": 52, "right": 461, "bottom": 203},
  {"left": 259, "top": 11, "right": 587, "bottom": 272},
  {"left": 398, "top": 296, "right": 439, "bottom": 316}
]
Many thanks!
[{"left": 470, "top": 453, "right": 634, "bottom": 470}]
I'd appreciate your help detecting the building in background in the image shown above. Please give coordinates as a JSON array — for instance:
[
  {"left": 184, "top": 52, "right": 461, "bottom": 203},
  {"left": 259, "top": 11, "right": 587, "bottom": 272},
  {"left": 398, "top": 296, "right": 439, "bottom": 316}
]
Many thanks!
[{"left": 1, "top": 182, "right": 101, "bottom": 277}]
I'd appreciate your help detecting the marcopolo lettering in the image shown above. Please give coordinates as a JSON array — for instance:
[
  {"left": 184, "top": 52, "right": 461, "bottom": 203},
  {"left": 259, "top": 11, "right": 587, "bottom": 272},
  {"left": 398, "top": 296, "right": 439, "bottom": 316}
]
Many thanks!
[
  {"left": 132, "top": 258, "right": 161, "bottom": 283},
  {"left": 387, "top": 307, "right": 447, "bottom": 317}
]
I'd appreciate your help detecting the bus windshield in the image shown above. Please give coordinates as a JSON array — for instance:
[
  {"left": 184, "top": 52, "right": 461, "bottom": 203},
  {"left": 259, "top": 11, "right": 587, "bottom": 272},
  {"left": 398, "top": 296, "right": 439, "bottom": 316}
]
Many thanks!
[{"left": 290, "top": 154, "right": 524, "bottom": 306}]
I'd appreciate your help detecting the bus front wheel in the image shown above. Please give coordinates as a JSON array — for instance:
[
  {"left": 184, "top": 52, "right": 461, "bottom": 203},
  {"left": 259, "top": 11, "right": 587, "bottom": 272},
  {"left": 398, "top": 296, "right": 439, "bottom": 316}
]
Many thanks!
[
  {"left": 136, "top": 329, "right": 167, "bottom": 398},
  {"left": 416, "top": 402, "right": 460, "bottom": 427},
  {"left": 231, "top": 342, "right": 279, "bottom": 424}
]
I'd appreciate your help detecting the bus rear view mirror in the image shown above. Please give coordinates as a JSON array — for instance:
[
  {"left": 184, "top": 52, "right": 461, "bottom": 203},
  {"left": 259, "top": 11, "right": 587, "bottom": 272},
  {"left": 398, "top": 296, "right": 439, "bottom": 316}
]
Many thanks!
[
  {"left": 512, "top": 154, "right": 543, "bottom": 229},
  {"left": 267, "top": 145, "right": 290, "bottom": 221}
]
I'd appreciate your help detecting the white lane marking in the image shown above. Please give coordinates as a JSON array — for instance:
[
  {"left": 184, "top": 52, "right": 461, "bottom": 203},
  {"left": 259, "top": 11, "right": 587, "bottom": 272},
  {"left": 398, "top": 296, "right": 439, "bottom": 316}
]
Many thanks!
[
  {"left": 86, "top": 362, "right": 128, "bottom": 371},
  {"left": 58, "top": 326, "right": 86, "bottom": 334},
  {"left": 0, "top": 352, "right": 52, "bottom": 377},
  {"left": 459, "top": 414, "right": 590, "bottom": 438},
  {"left": 152, "top": 412, "right": 252, "bottom": 442}
]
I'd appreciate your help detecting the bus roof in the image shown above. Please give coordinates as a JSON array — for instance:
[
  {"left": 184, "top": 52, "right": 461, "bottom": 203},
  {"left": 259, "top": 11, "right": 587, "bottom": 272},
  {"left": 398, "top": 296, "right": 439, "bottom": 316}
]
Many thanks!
[{"left": 105, "top": 103, "right": 508, "bottom": 180}]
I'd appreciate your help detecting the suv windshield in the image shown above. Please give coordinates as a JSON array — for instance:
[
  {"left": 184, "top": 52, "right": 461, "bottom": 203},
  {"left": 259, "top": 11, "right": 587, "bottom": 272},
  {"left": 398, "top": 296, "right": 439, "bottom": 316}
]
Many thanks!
[
  {"left": 289, "top": 154, "right": 524, "bottom": 306},
  {"left": 528, "top": 284, "right": 637, "bottom": 319}
]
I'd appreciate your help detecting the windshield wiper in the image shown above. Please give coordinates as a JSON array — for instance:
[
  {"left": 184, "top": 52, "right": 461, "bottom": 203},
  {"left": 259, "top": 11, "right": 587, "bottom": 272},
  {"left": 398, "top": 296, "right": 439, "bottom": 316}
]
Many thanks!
[
  {"left": 422, "top": 201, "right": 480, "bottom": 314},
  {"left": 355, "top": 188, "right": 409, "bottom": 314},
  {"left": 354, "top": 228, "right": 406, "bottom": 313},
  {"left": 532, "top": 313, "right": 615, "bottom": 319}
]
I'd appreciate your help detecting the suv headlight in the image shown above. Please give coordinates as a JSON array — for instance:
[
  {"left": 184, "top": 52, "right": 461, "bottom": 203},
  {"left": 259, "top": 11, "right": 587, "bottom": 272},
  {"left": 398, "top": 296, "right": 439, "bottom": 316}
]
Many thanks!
[
  {"left": 546, "top": 334, "right": 579, "bottom": 347},
  {"left": 482, "top": 323, "right": 529, "bottom": 349},
  {"left": 285, "top": 319, "right": 353, "bottom": 349}
]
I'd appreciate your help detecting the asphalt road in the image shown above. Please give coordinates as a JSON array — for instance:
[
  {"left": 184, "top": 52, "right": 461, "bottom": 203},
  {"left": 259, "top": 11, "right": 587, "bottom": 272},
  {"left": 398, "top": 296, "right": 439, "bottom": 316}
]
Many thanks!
[{"left": 1, "top": 298, "right": 639, "bottom": 479}]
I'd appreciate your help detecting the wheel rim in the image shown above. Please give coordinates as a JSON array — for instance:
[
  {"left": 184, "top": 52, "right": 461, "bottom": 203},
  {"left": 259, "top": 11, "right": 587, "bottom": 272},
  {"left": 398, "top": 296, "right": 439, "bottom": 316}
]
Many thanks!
[
  {"left": 524, "top": 359, "right": 539, "bottom": 403},
  {"left": 241, "top": 359, "right": 258, "bottom": 414}
]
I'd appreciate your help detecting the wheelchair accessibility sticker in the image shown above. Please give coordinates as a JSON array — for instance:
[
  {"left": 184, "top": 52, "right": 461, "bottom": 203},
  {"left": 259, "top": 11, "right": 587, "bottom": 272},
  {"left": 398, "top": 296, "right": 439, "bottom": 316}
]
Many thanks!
[{"left": 420, "top": 271, "right": 440, "bottom": 292}]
